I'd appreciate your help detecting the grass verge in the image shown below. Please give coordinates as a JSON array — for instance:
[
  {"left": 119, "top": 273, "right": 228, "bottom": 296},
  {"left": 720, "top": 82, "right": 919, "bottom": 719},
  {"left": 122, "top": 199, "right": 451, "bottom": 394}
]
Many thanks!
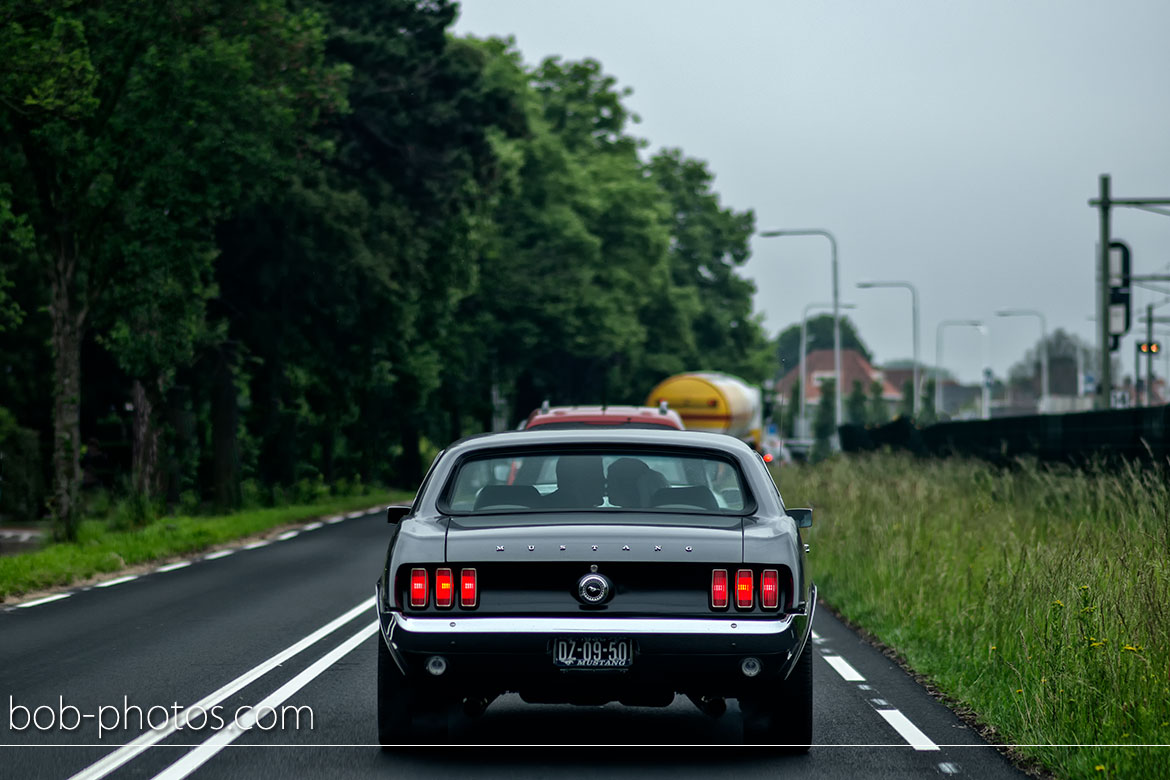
[
  {"left": 0, "top": 490, "right": 411, "bottom": 601},
  {"left": 778, "top": 453, "right": 1170, "bottom": 779}
]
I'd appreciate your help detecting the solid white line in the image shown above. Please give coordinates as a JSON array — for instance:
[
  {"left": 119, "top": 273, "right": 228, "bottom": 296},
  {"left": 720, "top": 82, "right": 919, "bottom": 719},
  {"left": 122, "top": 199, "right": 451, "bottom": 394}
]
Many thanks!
[
  {"left": 149, "top": 621, "right": 378, "bottom": 780},
  {"left": 17, "top": 593, "right": 72, "bottom": 608},
  {"left": 242, "top": 541, "right": 271, "bottom": 550},
  {"left": 876, "top": 708, "right": 940, "bottom": 751},
  {"left": 823, "top": 655, "right": 866, "bottom": 681},
  {"left": 275, "top": 531, "right": 298, "bottom": 541},
  {"left": 95, "top": 575, "right": 139, "bottom": 588},
  {"left": 302, "top": 522, "right": 323, "bottom": 531},
  {"left": 204, "top": 550, "right": 234, "bottom": 560},
  {"left": 66, "top": 598, "right": 374, "bottom": 780},
  {"left": 156, "top": 562, "right": 191, "bottom": 573}
]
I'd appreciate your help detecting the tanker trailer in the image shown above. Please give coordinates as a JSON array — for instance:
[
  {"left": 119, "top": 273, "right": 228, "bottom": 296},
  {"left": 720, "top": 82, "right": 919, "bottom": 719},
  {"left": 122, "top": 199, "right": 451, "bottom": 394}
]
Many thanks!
[{"left": 646, "top": 372, "right": 763, "bottom": 450}]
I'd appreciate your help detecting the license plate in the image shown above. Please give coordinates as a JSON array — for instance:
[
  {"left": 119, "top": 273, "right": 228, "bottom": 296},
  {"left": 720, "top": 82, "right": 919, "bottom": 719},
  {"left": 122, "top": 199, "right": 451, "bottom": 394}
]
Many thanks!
[{"left": 552, "top": 637, "right": 633, "bottom": 668}]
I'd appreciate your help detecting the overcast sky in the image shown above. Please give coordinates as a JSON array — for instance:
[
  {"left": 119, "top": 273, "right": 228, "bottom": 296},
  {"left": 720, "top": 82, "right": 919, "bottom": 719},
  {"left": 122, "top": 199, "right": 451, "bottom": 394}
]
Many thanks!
[{"left": 454, "top": 0, "right": 1170, "bottom": 384}]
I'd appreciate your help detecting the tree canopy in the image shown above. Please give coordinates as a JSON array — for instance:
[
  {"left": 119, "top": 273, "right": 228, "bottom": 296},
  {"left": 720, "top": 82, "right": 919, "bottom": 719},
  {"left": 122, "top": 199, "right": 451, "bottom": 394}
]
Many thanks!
[{"left": 0, "top": 2, "right": 776, "bottom": 535}]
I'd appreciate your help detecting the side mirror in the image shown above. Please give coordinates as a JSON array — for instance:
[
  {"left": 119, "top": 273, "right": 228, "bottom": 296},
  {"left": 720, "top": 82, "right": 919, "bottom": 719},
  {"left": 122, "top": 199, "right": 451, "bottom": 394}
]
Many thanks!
[
  {"left": 787, "top": 507, "right": 813, "bottom": 528},
  {"left": 386, "top": 503, "right": 412, "bottom": 524}
]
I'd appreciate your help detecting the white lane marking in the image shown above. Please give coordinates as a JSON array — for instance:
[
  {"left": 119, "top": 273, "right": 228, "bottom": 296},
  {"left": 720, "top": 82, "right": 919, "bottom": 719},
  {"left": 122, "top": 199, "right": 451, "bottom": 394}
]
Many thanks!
[
  {"left": 344, "top": 511, "right": 366, "bottom": 519},
  {"left": 857, "top": 684, "right": 873, "bottom": 690},
  {"left": 17, "top": 593, "right": 72, "bottom": 608},
  {"left": 810, "top": 630, "right": 820, "bottom": 639},
  {"left": 938, "top": 762, "right": 961, "bottom": 774},
  {"left": 242, "top": 541, "right": 271, "bottom": 550},
  {"left": 876, "top": 708, "right": 940, "bottom": 751},
  {"left": 66, "top": 598, "right": 374, "bottom": 780},
  {"left": 302, "top": 522, "right": 323, "bottom": 531},
  {"left": 823, "top": 655, "right": 866, "bottom": 681},
  {"left": 325, "top": 515, "right": 345, "bottom": 524},
  {"left": 870, "top": 698, "right": 889, "bottom": 707},
  {"left": 204, "top": 550, "right": 234, "bottom": 560},
  {"left": 156, "top": 562, "right": 191, "bottom": 573},
  {"left": 275, "top": 531, "right": 299, "bottom": 541},
  {"left": 150, "top": 621, "right": 378, "bottom": 780},
  {"left": 95, "top": 575, "right": 139, "bottom": 588}
]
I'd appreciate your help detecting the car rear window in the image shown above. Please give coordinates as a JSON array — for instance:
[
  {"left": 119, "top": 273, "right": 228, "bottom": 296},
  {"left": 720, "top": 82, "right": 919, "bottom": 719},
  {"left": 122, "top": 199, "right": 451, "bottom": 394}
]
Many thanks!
[{"left": 440, "top": 449, "right": 751, "bottom": 515}]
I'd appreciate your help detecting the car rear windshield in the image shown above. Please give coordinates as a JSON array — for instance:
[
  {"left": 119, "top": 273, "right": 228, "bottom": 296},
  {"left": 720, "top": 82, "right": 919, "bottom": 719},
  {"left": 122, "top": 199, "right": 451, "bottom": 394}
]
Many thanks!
[{"left": 440, "top": 449, "right": 751, "bottom": 515}]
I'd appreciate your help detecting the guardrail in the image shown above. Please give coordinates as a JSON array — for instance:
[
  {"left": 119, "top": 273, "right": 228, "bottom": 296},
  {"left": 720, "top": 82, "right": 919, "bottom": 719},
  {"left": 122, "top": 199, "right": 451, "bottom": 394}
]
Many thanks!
[{"left": 838, "top": 404, "right": 1170, "bottom": 466}]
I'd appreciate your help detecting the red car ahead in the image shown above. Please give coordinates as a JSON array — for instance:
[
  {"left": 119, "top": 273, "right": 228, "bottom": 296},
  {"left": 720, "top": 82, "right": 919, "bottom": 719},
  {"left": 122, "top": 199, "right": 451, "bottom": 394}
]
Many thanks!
[{"left": 523, "top": 403, "right": 685, "bottom": 431}]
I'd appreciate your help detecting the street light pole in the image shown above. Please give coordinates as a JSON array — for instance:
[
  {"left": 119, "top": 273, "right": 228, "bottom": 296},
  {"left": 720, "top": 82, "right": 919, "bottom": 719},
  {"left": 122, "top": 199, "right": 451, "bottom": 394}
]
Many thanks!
[
  {"left": 799, "top": 302, "right": 856, "bottom": 438},
  {"left": 936, "top": 319, "right": 983, "bottom": 418},
  {"left": 996, "top": 308, "right": 1049, "bottom": 412},
  {"left": 760, "top": 229, "right": 841, "bottom": 432},
  {"left": 857, "top": 280, "right": 920, "bottom": 416}
]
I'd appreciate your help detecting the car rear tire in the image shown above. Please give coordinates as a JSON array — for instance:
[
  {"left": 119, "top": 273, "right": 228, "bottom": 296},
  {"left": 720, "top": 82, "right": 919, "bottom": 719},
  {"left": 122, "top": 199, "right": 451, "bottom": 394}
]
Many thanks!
[
  {"left": 377, "top": 635, "right": 449, "bottom": 746},
  {"left": 741, "top": 637, "right": 813, "bottom": 752}
]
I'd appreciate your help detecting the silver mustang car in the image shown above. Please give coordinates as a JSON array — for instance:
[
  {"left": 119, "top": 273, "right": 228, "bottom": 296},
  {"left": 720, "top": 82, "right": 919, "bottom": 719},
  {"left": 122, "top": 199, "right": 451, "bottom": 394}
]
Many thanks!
[{"left": 375, "top": 428, "right": 816, "bottom": 747}]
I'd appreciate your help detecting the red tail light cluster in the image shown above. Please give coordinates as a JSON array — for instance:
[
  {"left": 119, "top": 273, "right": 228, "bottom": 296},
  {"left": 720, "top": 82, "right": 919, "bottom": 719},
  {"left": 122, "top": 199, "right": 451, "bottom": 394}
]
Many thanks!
[
  {"left": 710, "top": 570, "right": 729, "bottom": 608},
  {"left": 711, "top": 567, "right": 787, "bottom": 611},
  {"left": 407, "top": 567, "right": 477, "bottom": 609}
]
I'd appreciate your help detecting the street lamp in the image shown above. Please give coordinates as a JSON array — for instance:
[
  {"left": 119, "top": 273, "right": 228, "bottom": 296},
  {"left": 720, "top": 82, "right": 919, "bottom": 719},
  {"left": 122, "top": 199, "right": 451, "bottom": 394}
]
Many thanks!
[
  {"left": 857, "top": 280, "right": 920, "bottom": 415},
  {"left": 936, "top": 319, "right": 984, "bottom": 418},
  {"left": 798, "top": 301, "right": 857, "bottom": 438},
  {"left": 759, "top": 229, "right": 841, "bottom": 431},
  {"left": 996, "top": 309, "right": 1049, "bottom": 413}
]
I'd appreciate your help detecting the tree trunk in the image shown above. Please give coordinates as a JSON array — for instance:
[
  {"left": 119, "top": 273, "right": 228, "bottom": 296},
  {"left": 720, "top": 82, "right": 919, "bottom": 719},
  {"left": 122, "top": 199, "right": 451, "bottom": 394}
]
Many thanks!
[
  {"left": 211, "top": 345, "right": 240, "bottom": 510},
  {"left": 131, "top": 378, "right": 161, "bottom": 499},
  {"left": 49, "top": 274, "right": 83, "bottom": 542}
]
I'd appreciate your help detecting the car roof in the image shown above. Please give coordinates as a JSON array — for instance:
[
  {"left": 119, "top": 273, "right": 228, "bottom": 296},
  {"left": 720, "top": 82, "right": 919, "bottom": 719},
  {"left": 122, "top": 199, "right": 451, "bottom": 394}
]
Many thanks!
[
  {"left": 444, "top": 427, "right": 753, "bottom": 457},
  {"left": 524, "top": 405, "right": 685, "bottom": 429}
]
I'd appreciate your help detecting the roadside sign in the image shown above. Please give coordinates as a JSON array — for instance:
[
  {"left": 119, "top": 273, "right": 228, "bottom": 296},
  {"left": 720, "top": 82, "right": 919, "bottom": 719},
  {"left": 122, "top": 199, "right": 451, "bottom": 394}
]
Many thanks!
[{"left": 1110, "top": 390, "right": 1130, "bottom": 409}]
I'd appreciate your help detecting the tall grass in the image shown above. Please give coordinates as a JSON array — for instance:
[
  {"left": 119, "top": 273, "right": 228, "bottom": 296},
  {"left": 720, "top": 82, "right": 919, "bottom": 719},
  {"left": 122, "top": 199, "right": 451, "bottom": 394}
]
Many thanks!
[{"left": 780, "top": 453, "right": 1170, "bottom": 779}]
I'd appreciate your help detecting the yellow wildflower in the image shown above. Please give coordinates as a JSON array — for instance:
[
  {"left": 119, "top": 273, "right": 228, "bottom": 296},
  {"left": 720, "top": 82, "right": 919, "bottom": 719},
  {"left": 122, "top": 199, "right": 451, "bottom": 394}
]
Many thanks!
[{"left": 1052, "top": 599, "right": 1064, "bottom": 607}]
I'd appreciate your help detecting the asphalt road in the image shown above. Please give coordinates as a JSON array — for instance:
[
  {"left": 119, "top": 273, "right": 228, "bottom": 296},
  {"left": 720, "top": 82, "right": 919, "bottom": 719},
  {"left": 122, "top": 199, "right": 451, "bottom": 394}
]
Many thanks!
[{"left": 1, "top": 509, "right": 1027, "bottom": 779}]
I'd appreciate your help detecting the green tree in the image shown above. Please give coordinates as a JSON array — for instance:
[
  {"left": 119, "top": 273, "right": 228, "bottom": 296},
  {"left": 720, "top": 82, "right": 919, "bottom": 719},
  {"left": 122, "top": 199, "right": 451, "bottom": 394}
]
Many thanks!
[
  {"left": 775, "top": 314, "right": 872, "bottom": 377},
  {"left": 846, "top": 379, "right": 868, "bottom": 425},
  {"left": 897, "top": 378, "right": 914, "bottom": 419},
  {"left": 811, "top": 377, "right": 836, "bottom": 461},
  {"left": 869, "top": 380, "right": 891, "bottom": 425},
  {"left": 1, "top": 0, "right": 344, "bottom": 536},
  {"left": 920, "top": 378, "right": 938, "bottom": 425}
]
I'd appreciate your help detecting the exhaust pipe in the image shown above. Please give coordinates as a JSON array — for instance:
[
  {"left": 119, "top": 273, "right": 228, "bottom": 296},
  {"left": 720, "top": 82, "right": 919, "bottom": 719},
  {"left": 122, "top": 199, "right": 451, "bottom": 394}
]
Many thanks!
[
  {"left": 686, "top": 694, "right": 727, "bottom": 718},
  {"left": 463, "top": 695, "right": 496, "bottom": 718}
]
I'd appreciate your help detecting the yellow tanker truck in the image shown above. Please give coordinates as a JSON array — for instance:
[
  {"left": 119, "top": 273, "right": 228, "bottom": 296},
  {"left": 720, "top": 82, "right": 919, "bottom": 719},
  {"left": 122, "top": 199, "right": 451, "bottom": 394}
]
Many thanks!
[{"left": 646, "top": 372, "right": 763, "bottom": 450}]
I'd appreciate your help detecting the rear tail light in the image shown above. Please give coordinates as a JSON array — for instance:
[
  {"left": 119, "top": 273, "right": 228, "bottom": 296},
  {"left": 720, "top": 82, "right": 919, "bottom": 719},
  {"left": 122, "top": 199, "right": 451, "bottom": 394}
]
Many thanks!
[
  {"left": 409, "top": 568, "right": 428, "bottom": 608},
  {"left": 435, "top": 568, "right": 454, "bottom": 608},
  {"left": 761, "top": 569, "right": 780, "bottom": 609},
  {"left": 735, "top": 569, "right": 754, "bottom": 609},
  {"left": 460, "top": 568, "right": 478, "bottom": 608},
  {"left": 711, "top": 569, "right": 729, "bottom": 609}
]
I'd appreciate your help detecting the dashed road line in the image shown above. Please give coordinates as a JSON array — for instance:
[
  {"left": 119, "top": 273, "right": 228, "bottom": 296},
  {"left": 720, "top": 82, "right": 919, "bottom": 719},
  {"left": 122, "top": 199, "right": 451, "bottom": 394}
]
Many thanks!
[
  {"left": 823, "top": 654, "right": 866, "bottom": 681},
  {"left": 242, "top": 541, "right": 271, "bottom": 550},
  {"left": 875, "top": 708, "right": 940, "bottom": 751},
  {"left": 302, "top": 521, "right": 324, "bottom": 531},
  {"left": 156, "top": 562, "right": 191, "bottom": 573},
  {"left": 939, "top": 762, "right": 961, "bottom": 774},
  {"left": 94, "top": 575, "right": 139, "bottom": 589},
  {"left": 204, "top": 550, "right": 234, "bottom": 561},
  {"left": 275, "top": 530, "right": 299, "bottom": 541},
  {"left": 16, "top": 593, "right": 72, "bottom": 608},
  {"left": 325, "top": 515, "right": 346, "bottom": 524}
]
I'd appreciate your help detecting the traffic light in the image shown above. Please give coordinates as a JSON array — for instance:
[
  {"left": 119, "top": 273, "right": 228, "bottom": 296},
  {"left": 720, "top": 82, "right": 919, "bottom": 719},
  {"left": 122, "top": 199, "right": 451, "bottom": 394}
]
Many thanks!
[{"left": 1139, "top": 342, "right": 1161, "bottom": 354}]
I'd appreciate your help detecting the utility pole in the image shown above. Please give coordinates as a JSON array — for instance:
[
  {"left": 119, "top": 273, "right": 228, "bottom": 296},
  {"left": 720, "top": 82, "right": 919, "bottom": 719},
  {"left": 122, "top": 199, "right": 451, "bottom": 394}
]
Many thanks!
[
  {"left": 1148, "top": 304, "right": 1155, "bottom": 407},
  {"left": 1089, "top": 175, "right": 1170, "bottom": 409}
]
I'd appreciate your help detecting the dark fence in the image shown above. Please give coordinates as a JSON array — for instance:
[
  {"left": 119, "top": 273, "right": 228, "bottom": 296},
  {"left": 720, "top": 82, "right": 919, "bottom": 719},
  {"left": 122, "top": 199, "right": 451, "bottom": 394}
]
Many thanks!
[{"left": 839, "top": 404, "right": 1170, "bottom": 466}]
